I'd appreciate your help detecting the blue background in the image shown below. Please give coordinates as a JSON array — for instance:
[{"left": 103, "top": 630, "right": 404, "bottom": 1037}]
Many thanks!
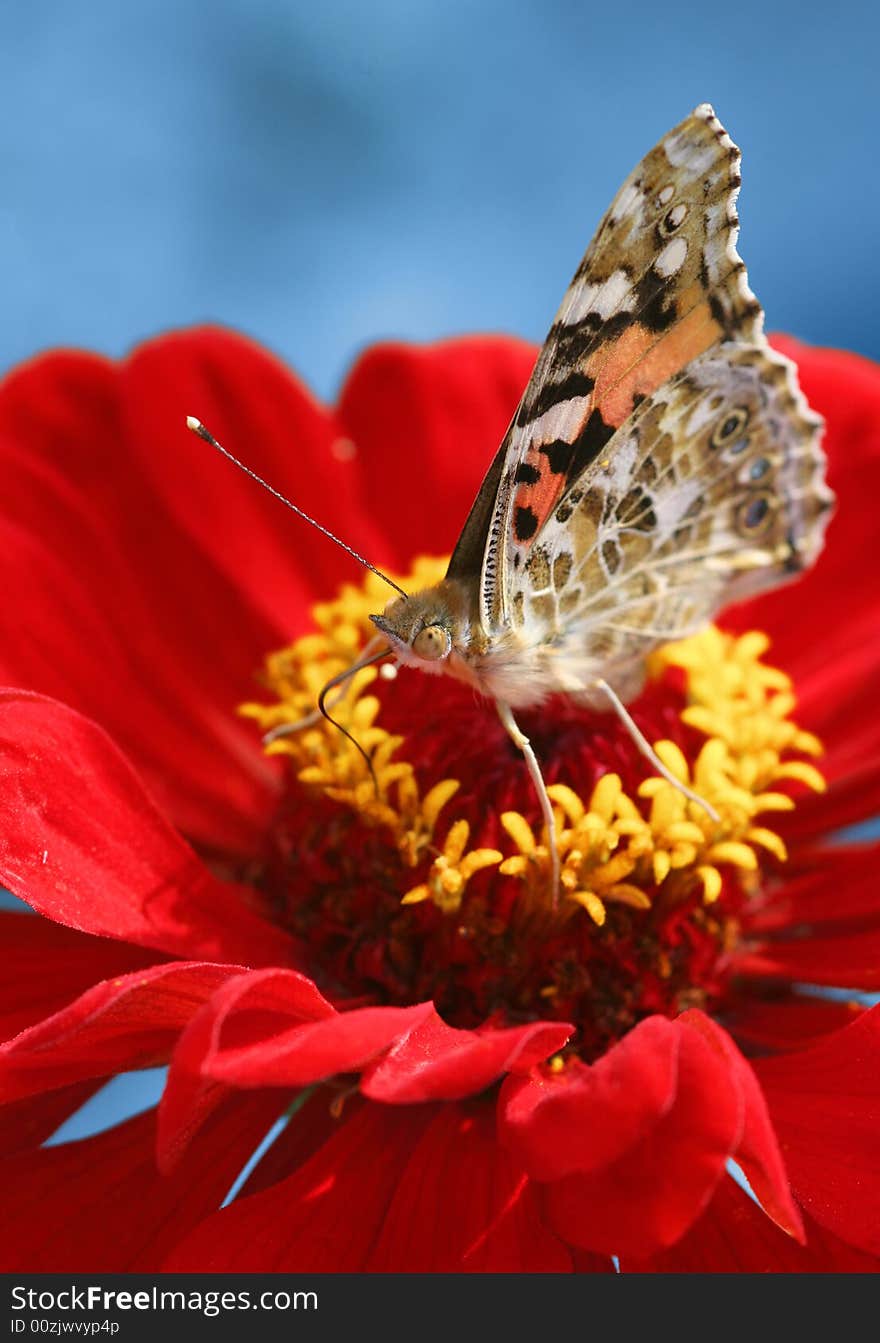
[
  {"left": 2, "top": 0, "right": 879, "bottom": 399},
  {"left": 2, "top": 1, "right": 878, "bottom": 1147}
]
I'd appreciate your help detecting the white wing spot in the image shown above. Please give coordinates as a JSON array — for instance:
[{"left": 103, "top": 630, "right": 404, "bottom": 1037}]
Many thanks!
[
  {"left": 610, "top": 181, "right": 643, "bottom": 223},
  {"left": 663, "top": 132, "right": 717, "bottom": 175},
  {"left": 529, "top": 396, "right": 593, "bottom": 448},
  {"left": 562, "top": 268, "right": 633, "bottom": 325},
  {"left": 654, "top": 236, "right": 688, "bottom": 277},
  {"left": 657, "top": 184, "right": 674, "bottom": 206},
  {"left": 667, "top": 203, "right": 688, "bottom": 228},
  {"left": 685, "top": 395, "right": 720, "bottom": 436},
  {"left": 561, "top": 278, "right": 601, "bottom": 324}
]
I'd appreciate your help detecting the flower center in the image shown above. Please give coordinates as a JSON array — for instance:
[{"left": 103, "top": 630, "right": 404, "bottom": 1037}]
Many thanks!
[{"left": 242, "top": 557, "right": 825, "bottom": 1059}]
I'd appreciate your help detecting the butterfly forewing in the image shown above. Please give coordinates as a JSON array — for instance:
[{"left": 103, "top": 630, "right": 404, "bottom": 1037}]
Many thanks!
[{"left": 447, "top": 103, "right": 754, "bottom": 624}]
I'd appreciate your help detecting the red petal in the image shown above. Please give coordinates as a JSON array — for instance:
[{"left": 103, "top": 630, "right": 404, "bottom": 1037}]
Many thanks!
[
  {"left": 795, "top": 1207, "right": 880, "bottom": 1271},
  {"left": 237, "top": 1088, "right": 350, "bottom": 1198},
  {"left": 677, "top": 1009, "right": 803, "bottom": 1239},
  {"left": 775, "top": 758, "right": 880, "bottom": 850},
  {"left": 781, "top": 673, "right": 880, "bottom": 841},
  {"left": 337, "top": 337, "right": 537, "bottom": 567},
  {"left": 754, "top": 1005, "right": 880, "bottom": 1254},
  {"left": 571, "top": 1250, "right": 618, "bottom": 1272},
  {"left": 164, "top": 1102, "right": 433, "bottom": 1270},
  {"left": 539, "top": 1021, "right": 741, "bottom": 1257},
  {"left": 738, "top": 930, "right": 880, "bottom": 989},
  {"left": 500, "top": 1015, "right": 680, "bottom": 1182},
  {"left": 361, "top": 1010, "right": 572, "bottom": 1103},
  {"left": 729, "top": 995, "right": 865, "bottom": 1051},
  {"left": 748, "top": 842, "right": 880, "bottom": 935},
  {"left": 740, "top": 842, "right": 880, "bottom": 989},
  {"left": 169, "top": 977, "right": 437, "bottom": 1101},
  {"left": 0, "top": 346, "right": 285, "bottom": 856},
  {"left": 201, "top": 1000, "right": 437, "bottom": 1088},
  {"left": 158, "top": 968, "right": 333, "bottom": 1169},
  {"left": 0, "top": 1093, "right": 285, "bottom": 1270},
  {"left": 122, "top": 327, "right": 390, "bottom": 617},
  {"left": 365, "top": 1103, "right": 572, "bottom": 1271},
  {"left": 0, "top": 911, "right": 160, "bottom": 1040},
  {"left": 0, "top": 690, "right": 294, "bottom": 966},
  {"left": 0, "top": 1082, "right": 100, "bottom": 1154},
  {"left": 0, "top": 962, "right": 243, "bottom": 1103},
  {"left": 624, "top": 1175, "right": 879, "bottom": 1272}
]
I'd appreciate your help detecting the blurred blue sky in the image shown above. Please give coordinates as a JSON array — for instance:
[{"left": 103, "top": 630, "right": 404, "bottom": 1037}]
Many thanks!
[
  {"left": 2, "top": 2, "right": 878, "bottom": 1144},
  {"left": 2, "top": 0, "right": 878, "bottom": 400}
]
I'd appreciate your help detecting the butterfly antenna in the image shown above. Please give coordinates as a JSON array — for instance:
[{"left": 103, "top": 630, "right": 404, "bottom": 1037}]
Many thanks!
[{"left": 186, "top": 417, "right": 408, "bottom": 600}]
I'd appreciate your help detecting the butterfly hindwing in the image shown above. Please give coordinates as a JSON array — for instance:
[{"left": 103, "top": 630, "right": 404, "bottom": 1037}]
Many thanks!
[{"left": 503, "top": 342, "right": 832, "bottom": 697}]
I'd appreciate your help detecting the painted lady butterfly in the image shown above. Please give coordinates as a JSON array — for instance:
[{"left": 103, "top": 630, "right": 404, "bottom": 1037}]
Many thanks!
[
  {"left": 191, "top": 104, "right": 834, "bottom": 893},
  {"left": 367, "top": 104, "right": 833, "bottom": 886}
]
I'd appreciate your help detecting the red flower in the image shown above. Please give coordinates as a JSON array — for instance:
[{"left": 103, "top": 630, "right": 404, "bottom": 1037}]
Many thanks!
[{"left": 0, "top": 327, "right": 878, "bottom": 1272}]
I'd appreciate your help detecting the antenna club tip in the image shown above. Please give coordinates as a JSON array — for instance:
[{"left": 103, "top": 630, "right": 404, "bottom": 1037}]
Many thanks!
[{"left": 187, "top": 416, "right": 217, "bottom": 445}]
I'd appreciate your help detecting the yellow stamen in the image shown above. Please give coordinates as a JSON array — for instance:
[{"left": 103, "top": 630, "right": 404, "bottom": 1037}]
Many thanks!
[
  {"left": 695, "top": 865, "right": 723, "bottom": 903},
  {"left": 402, "top": 819, "right": 502, "bottom": 913},
  {"left": 572, "top": 891, "right": 607, "bottom": 926},
  {"left": 501, "top": 811, "right": 539, "bottom": 855}
]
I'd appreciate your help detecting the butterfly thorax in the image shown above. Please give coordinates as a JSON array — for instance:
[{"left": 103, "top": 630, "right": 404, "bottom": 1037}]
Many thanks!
[{"left": 370, "top": 580, "right": 628, "bottom": 710}]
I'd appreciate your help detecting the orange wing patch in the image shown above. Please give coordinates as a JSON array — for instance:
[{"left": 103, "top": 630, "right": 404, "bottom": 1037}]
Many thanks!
[
  {"left": 587, "top": 294, "right": 723, "bottom": 430},
  {"left": 510, "top": 297, "right": 725, "bottom": 546}
]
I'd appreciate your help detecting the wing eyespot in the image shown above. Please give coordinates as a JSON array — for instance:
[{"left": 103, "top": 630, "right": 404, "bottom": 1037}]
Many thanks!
[
  {"left": 712, "top": 405, "right": 750, "bottom": 449},
  {"left": 657, "top": 202, "right": 689, "bottom": 239},
  {"left": 737, "top": 493, "right": 773, "bottom": 535},
  {"left": 747, "top": 455, "right": 772, "bottom": 481}
]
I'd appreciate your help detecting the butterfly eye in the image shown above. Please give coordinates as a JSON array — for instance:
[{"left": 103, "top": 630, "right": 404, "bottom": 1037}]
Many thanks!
[
  {"left": 412, "top": 624, "right": 451, "bottom": 661},
  {"left": 712, "top": 405, "right": 750, "bottom": 449}
]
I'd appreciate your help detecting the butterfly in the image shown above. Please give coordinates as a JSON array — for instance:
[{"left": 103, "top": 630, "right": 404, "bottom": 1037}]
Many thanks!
[
  {"left": 190, "top": 103, "right": 833, "bottom": 894},
  {"left": 365, "top": 104, "right": 833, "bottom": 887}
]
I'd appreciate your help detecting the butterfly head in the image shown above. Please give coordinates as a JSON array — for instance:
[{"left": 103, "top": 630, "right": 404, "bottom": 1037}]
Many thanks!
[{"left": 370, "top": 582, "right": 470, "bottom": 672}]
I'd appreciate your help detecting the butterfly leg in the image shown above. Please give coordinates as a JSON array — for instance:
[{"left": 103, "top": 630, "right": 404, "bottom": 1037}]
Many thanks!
[
  {"left": 496, "top": 700, "right": 561, "bottom": 903},
  {"left": 592, "top": 677, "right": 719, "bottom": 823}
]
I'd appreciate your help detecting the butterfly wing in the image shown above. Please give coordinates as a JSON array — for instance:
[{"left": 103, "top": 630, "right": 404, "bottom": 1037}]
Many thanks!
[
  {"left": 447, "top": 102, "right": 810, "bottom": 640},
  {"left": 501, "top": 342, "right": 832, "bottom": 699}
]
